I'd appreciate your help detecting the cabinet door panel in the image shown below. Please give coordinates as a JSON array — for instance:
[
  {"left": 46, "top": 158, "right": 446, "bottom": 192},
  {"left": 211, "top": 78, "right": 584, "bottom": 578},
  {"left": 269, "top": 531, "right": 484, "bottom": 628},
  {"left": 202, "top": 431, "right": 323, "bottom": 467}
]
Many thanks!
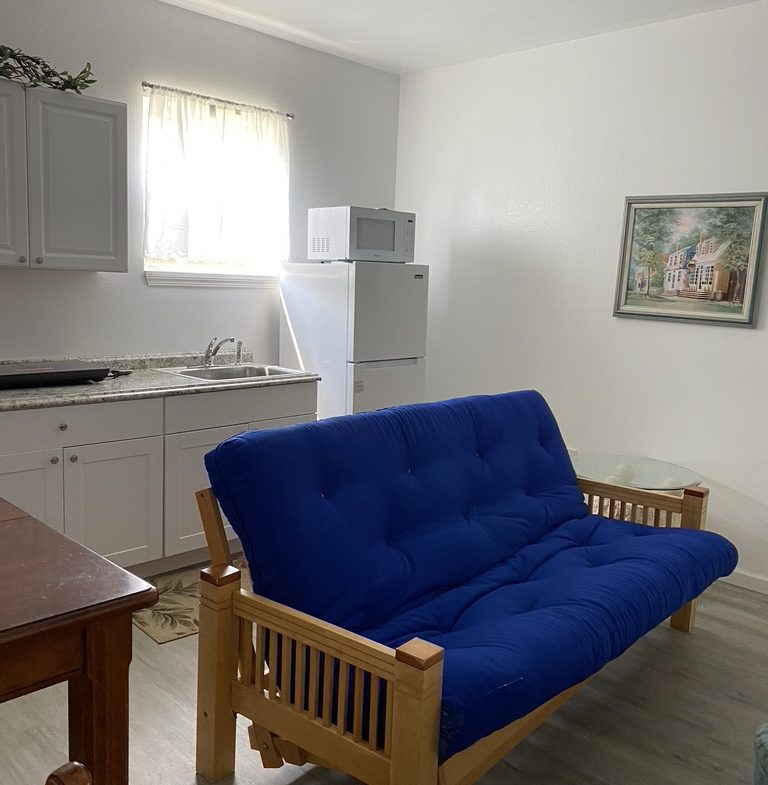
[
  {"left": 26, "top": 88, "right": 126, "bottom": 271},
  {"left": 164, "top": 425, "right": 247, "bottom": 557},
  {"left": 0, "top": 449, "right": 63, "bottom": 531},
  {"left": 64, "top": 437, "right": 162, "bottom": 567},
  {"left": 0, "top": 80, "right": 29, "bottom": 268}
]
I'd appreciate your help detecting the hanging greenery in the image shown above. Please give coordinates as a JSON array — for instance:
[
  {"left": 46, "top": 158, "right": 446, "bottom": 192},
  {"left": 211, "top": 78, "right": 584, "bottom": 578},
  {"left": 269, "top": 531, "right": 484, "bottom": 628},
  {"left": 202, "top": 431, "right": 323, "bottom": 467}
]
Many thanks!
[{"left": 0, "top": 45, "right": 96, "bottom": 93}]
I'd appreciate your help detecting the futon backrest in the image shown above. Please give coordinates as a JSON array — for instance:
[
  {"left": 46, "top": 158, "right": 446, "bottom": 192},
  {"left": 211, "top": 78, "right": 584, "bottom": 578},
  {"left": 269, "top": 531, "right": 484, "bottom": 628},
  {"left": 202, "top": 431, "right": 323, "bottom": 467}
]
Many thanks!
[{"left": 205, "top": 390, "right": 587, "bottom": 632}]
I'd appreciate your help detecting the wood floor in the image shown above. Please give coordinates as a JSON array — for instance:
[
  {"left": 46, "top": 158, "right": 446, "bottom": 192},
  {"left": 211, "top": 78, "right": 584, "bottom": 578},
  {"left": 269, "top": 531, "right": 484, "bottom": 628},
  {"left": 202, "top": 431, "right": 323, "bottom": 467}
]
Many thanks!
[{"left": 1, "top": 582, "right": 765, "bottom": 785}]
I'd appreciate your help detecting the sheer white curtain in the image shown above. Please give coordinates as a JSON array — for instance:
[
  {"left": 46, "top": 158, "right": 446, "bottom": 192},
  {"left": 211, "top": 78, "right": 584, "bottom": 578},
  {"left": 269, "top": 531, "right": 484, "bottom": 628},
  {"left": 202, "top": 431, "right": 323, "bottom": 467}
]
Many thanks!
[{"left": 143, "top": 85, "right": 289, "bottom": 275}]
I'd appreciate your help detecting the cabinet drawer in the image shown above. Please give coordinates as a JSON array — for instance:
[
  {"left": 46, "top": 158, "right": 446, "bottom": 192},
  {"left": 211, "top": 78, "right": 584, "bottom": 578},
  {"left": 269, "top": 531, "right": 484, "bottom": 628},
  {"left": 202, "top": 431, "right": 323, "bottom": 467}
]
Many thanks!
[
  {"left": 0, "top": 398, "right": 163, "bottom": 453},
  {"left": 247, "top": 413, "right": 315, "bottom": 431},
  {"left": 164, "top": 382, "right": 317, "bottom": 434}
]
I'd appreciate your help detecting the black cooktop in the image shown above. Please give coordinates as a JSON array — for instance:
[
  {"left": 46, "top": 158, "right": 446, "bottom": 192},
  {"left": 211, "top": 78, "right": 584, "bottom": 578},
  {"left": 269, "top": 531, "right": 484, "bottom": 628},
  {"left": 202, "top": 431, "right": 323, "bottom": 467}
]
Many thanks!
[{"left": 0, "top": 361, "right": 111, "bottom": 389}]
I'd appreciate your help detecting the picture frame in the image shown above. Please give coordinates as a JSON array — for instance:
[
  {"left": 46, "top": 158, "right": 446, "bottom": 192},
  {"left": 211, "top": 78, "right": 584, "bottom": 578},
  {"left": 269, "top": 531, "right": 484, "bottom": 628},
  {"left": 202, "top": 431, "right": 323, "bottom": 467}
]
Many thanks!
[{"left": 614, "top": 193, "right": 767, "bottom": 327}]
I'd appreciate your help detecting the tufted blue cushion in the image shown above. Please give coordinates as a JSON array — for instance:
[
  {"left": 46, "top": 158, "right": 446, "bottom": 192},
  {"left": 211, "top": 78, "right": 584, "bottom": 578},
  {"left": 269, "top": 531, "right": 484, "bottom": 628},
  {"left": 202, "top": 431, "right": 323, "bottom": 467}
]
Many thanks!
[{"left": 205, "top": 390, "right": 738, "bottom": 761}]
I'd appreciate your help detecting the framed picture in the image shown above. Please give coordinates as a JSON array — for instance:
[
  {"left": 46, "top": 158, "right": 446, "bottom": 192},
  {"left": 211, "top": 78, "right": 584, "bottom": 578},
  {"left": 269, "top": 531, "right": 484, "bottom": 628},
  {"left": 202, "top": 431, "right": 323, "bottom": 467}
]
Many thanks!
[{"left": 614, "top": 193, "right": 767, "bottom": 327}]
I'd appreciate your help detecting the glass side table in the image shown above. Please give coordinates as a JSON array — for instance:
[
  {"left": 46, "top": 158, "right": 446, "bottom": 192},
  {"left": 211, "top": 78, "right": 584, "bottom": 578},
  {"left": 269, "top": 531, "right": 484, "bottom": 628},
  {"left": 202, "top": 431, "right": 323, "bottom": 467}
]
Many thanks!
[{"left": 571, "top": 453, "right": 701, "bottom": 491}]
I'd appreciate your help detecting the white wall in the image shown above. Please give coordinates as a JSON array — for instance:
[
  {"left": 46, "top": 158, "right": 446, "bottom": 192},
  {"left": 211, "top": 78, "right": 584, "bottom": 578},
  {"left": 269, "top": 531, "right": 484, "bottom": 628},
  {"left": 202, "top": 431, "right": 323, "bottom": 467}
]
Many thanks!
[
  {"left": 0, "top": 0, "right": 399, "bottom": 361},
  {"left": 396, "top": 1, "right": 768, "bottom": 589}
]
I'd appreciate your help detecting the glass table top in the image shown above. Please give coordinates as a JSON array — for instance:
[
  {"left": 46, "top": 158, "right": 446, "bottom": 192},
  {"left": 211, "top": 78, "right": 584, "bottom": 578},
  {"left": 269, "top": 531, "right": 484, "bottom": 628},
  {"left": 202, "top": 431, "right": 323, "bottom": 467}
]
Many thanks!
[{"left": 571, "top": 453, "right": 702, "bottom": 491}]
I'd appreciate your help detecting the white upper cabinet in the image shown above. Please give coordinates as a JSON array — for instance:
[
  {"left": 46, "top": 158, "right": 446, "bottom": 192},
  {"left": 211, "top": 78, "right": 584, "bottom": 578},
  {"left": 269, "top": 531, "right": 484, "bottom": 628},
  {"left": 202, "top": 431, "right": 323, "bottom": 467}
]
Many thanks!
[
  {"left": 26, "top": 88, "right": 127, "bottom": 271},
  {"left": 0, "top": 84, "right": 127, "bottom": 272},
  {"left": 0, "top": 80, "right": 29, "bottom": 268}
]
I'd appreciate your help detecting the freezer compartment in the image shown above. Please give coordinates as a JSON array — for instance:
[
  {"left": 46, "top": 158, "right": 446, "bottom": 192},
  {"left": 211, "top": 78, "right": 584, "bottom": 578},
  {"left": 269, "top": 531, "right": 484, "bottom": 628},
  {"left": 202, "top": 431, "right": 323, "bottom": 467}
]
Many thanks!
[
  {"left": 348, "top": 263, "right": 428, "bottom": 363},
  {"left": 348, "top": 358, "right": 426, "bottom": 415}
]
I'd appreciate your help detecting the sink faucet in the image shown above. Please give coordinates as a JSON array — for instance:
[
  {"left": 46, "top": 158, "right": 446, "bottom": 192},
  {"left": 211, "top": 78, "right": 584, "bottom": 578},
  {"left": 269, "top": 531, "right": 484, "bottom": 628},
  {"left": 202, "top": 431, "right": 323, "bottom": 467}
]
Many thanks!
[
  {"left": 203, "top": 336, "right": 234, "bottom": 367},
  {"left": 235, "top": 340, "right": 243, "bottom": 366}
]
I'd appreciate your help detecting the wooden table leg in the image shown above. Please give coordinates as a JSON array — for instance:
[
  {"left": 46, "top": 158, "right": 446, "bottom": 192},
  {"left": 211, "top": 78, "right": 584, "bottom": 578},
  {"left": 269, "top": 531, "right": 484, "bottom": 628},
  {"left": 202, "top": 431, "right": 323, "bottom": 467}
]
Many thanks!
[{"left": 68, "top": 615, "right": 133, "bottom": 785}]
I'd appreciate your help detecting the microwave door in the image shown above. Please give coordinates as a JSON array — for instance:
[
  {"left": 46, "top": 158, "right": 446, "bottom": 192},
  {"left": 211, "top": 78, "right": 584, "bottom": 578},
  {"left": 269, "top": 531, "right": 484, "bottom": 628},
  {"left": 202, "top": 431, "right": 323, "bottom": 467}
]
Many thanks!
[
  {"left": 348, "top": 358, "right": 426, "bottom": 414},
  {"left": 348, "top": 262, "right": 429, "bottom": 363}
]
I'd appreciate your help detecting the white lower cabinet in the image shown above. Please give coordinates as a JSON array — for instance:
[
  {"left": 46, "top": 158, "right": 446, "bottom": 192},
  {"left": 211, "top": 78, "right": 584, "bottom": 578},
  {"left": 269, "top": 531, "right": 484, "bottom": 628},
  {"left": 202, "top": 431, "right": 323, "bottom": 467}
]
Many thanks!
[
  {"left": 0, "top": 449, "right": 64, "bottom": 532},
  {"left": 164, "top": 413, "right": 315, "bottom": 557},
  {"left": 164, "top": 424, "right": 246, "bottom": 556},
  {"left": 0, "top": 438, "right": 163, "bottom": 567},
  {"left": 63, "top": 437, "right": 163, "bottom": 568},
  {"left": 0, "top": 381, "right": 317, "bottom": 570},
  {"left": 0, "top": 398, "right": 163, "bottom": 568}
]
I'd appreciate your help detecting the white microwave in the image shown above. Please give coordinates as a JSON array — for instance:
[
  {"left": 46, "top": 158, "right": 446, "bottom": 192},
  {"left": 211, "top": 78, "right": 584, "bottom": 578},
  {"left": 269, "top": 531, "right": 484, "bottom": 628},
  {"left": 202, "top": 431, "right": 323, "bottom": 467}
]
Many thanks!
[{"left": 308, "top": 206, "right": 415, "bottom": 263}]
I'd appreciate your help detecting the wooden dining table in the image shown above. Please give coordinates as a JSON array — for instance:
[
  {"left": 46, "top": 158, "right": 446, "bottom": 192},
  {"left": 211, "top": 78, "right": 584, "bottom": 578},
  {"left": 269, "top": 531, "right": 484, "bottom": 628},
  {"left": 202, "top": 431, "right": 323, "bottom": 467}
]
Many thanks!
[{"left": 0, "top": 497, "right": 157, "bottom": 785}]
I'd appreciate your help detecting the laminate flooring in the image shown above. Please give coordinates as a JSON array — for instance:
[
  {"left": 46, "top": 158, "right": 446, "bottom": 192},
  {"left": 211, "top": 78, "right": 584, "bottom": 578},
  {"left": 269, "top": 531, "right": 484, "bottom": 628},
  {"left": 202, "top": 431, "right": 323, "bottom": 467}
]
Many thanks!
[{"left": 1, "top": 582, "right": 765, "bottom": 785}]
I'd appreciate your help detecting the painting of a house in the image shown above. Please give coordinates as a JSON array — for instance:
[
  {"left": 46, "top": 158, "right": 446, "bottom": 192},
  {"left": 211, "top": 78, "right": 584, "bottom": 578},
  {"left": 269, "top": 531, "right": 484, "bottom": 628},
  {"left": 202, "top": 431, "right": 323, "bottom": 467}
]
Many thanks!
[
  {"left": 662, "top": 236, "right": 735, "bottom": 300},
  {"left": 614, "top": 194, "right": 767, "bottom": 326}
]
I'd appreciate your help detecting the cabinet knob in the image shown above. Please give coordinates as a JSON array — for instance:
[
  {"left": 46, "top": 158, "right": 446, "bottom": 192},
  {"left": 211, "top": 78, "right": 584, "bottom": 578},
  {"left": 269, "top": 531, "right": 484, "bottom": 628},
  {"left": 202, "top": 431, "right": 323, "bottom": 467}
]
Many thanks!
[
  {"left": 59, "top": 423, "right": 68, "bottom": 431},
  {"left": 18, "top": 255, "right": 27, "bottom": 264},
  {"left": 69, "top": 455, "right": 78, "bottom": 463},
  {"left": 50, "top": 456, "right": 59, "bottom": 465},
  {"left": 35, "top": 257, "right": 44, "bottom": 264}
]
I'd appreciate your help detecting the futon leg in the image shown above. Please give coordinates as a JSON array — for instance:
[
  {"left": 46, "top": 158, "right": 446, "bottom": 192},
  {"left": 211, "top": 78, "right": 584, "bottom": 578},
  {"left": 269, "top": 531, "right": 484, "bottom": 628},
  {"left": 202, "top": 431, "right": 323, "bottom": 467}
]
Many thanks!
[
  {"left": 670, "top": 599, "right": 697, "bottom": 632},
  {"left": 389, "top": 639, "right": 444, "bottom": 785},
  {"left": 196, "top": 566, "right": 241, "bottom": 783},
  {"left": 670, "top": 488, "right": 708, "bottom": 633}
]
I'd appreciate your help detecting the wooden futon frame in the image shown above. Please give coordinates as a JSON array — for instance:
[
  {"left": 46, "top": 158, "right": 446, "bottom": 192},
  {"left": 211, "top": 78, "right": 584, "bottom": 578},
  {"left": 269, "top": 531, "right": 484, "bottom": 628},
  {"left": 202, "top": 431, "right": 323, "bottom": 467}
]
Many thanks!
[{"left": 194, "top": 479, "right": 708, "bottom": 785}]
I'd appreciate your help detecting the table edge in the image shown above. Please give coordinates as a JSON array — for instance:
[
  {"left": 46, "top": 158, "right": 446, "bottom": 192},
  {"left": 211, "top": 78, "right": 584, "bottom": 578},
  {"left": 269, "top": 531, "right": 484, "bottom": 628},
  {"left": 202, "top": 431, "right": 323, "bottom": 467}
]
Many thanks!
[{"left": 0, "top": 585, "right": 158, "bottom": 645}]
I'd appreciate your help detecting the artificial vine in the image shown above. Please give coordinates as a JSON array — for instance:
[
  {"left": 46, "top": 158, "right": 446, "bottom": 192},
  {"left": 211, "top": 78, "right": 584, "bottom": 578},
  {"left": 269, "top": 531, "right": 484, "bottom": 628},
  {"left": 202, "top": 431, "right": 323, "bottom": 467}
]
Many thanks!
[{"left": 0, "top": 45, "right": 96, "bottom": 93}]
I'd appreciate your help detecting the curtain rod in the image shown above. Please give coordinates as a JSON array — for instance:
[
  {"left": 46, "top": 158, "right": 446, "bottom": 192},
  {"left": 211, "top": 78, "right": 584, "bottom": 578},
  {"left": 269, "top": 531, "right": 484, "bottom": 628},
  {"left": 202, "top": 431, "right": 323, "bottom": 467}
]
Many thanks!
[{"left": 141, "top": 81, "right": 294, "bottom": 120}]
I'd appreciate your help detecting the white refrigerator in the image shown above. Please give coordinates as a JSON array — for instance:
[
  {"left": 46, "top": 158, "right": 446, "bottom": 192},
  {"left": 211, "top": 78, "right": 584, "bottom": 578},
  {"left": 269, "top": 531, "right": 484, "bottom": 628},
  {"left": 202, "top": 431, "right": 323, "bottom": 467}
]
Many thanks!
[{"left": 280, "top": 261, "right": 429, "bottom": 419}]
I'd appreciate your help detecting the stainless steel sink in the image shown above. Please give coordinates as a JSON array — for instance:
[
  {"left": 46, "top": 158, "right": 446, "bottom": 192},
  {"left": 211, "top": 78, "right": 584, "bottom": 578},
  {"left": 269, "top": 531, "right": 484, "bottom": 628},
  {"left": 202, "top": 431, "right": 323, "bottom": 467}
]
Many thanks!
[{"left": 160, "top": 364, "right": 297, "bottom": 381}]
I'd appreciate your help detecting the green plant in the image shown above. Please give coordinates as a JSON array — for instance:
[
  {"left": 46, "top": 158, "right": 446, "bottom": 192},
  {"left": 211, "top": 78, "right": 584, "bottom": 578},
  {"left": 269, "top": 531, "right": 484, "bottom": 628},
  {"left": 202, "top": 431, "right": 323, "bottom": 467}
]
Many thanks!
[{"left": 0, "top": 45, "right": 96, "bottom": 93}]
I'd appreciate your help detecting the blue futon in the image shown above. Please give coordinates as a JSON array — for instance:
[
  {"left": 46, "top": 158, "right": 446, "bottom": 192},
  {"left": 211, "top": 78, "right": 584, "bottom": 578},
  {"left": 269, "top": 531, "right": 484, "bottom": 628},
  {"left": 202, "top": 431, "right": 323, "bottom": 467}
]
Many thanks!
[{"left": 200, "top": 390, "right": 737, "bottom": 780}]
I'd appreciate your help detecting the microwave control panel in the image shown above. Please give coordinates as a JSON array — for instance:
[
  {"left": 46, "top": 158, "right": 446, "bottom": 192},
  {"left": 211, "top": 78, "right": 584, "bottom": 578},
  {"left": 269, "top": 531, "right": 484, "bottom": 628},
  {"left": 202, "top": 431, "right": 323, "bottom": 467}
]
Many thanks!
[{"left": 405, "top": 218, "right": 415, "bottom": 256}]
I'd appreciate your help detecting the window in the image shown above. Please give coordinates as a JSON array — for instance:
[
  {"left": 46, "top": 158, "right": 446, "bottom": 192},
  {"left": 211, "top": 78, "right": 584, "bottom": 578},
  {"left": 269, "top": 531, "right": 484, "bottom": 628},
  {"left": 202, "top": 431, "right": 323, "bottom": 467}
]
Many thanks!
[{"left": 142, "top": 83, "right": 290, "bottom": 283}]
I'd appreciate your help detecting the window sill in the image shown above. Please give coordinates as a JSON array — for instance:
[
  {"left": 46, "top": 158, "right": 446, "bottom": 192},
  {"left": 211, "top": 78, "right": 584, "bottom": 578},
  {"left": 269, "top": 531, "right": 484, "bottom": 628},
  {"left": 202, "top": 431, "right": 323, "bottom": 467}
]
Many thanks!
[{"left": 144, "top": 269, "right": 279, "bottom": 288}]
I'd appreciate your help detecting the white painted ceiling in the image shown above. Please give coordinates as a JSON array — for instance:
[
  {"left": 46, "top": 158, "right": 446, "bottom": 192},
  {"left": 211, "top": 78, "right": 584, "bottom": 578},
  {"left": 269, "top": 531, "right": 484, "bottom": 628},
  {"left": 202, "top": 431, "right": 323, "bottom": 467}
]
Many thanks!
[{"left": 156, "top": 0, "right": 760, "bottom": 73}]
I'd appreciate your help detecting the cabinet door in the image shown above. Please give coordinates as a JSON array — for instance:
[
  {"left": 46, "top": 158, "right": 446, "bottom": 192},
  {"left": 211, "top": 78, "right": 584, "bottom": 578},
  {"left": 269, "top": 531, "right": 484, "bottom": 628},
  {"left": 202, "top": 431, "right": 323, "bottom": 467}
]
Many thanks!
[
  {"left": 0, "top": 449, "right": 63, "bottom": 531},
  {"left": 164, "top": 425, "right": 247, "bottom": 557},
  {"left": 26, "top": 88, "right": 127, "bottom": 271},
  {"left": 64, "top": 437, "right": 162, "bottom": 568},
  {"left": 0, "top": 80, "right": 29, "bottom": 268}
]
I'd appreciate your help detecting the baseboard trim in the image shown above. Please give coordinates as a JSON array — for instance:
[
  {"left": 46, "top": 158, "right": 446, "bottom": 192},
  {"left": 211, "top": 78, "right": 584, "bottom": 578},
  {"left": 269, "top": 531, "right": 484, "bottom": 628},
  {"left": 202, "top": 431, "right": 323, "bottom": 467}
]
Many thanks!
[
  {"left": 129, "top": 540, "right": 243, "bottom": 579},
  {"left": 720, "top": 569, "right": 768, "bottom": 595}
]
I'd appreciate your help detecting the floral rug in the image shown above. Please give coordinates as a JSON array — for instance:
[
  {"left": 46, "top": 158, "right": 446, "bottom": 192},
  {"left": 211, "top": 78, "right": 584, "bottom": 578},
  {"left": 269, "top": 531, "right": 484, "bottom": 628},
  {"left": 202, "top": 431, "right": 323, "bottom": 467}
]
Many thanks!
[{"left": 133, "top": 560, "right": 250, "bottom": 644}]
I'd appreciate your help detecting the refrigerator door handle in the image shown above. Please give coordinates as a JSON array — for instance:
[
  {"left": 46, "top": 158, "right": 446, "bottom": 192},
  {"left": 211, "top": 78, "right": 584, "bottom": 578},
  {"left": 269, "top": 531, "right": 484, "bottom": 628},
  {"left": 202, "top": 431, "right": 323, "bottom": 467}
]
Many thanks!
[{"left": 351, "top": 358, "right": 420, "bottom": 369}]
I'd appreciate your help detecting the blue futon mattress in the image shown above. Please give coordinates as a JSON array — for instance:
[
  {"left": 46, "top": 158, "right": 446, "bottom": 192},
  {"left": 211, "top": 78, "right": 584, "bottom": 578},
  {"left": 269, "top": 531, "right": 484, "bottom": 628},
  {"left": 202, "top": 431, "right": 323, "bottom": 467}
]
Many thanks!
[{"left": 204, "top": 390, "right": 738, "bottom": 761}]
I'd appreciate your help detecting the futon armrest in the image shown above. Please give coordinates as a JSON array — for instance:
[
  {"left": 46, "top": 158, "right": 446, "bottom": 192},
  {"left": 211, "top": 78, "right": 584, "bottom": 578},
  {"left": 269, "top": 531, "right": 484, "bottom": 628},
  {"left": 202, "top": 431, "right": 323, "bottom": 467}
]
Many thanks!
[
  {"left": 200, "top": 563, "right": 443, "bottom": 776},
  {"left": 232, "top": 574, "right": 399, "bottom": 666},
  {"left": 201, "top": 564, "right": 443, "bottom": 674},
  {"left": 576, "top": 477, "right": 708, "bottom": 530}
]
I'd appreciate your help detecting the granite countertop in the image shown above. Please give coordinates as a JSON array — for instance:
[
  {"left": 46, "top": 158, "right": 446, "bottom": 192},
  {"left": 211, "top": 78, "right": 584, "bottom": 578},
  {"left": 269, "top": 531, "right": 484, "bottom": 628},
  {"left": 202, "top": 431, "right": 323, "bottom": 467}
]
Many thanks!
[{"left": 0, "top": 352, "right": 319, "bottom": 413}]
